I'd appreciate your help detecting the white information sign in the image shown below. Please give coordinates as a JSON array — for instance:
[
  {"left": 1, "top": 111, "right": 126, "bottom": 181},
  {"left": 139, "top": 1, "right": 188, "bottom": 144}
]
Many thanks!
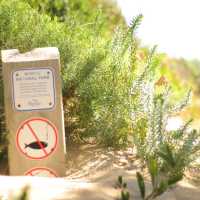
[{"left": 12, "top": 68, "right": 55, "bottom": 111}]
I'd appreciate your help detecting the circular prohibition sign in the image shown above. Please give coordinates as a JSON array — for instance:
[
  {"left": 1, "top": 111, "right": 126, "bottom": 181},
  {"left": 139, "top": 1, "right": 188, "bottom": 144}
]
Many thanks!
[
  {"left": 25, "top": 167, "right": 58, "bottom": 177},
  {"left": 16, "top": 117, "right": 58, "bottom": 160}
]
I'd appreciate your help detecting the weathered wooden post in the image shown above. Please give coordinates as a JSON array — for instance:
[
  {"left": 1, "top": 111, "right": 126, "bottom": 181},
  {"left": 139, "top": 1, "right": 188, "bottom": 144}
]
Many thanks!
[{"left": 1, "top": 47, "right": 66, "bottom": 177}]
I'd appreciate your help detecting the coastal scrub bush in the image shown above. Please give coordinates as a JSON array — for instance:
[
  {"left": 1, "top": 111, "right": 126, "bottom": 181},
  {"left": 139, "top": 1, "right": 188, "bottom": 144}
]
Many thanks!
[
  {"left": 135, "top": 89, "right": 200, "bottom": 199},
  {"left": 115, "top": 60, "right": 200, "bottom": 199},
  {"left": 117, "top": 82, "right": 200, "bottom": 199},
  {"left": 0, "top": 0, "right": 146, "bottom": 147},
  {"left": 0, "top": 0, "right": 193, "bottom": 151}
]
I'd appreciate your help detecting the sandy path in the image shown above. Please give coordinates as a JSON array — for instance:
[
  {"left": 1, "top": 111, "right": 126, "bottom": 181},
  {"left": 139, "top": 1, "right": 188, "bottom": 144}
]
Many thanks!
[
  {"left": 0, "top": 169, "right": 199, "bottom": 200},
  {"left": 0, "top": 144, "right": 199, "bottom": 200}
]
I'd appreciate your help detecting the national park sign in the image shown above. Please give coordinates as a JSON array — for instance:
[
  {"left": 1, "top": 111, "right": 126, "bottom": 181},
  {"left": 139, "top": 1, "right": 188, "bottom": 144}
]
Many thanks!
[{"left": 1, "top": 47, "right": 66, "bottom": 177}]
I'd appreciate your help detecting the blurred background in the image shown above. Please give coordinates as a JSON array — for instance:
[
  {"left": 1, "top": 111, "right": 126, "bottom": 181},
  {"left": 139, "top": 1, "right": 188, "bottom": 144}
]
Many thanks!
[
  {"left": 117, "top": 0, "right": 200, "bottom": 129},
  {"left": 117, "top": 0, "right": 200, "bottom": 59}
]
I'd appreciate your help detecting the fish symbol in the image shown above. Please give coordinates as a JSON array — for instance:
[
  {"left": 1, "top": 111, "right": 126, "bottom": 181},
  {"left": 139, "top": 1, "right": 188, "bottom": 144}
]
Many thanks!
[{"left": 25, "top": 141, "right": 48, "bottom": 150}]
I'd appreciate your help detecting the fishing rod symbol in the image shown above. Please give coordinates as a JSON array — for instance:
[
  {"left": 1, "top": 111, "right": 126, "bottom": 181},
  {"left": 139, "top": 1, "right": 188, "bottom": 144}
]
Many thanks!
[
  {"left": 24, "top": 122, "right": 49, "bottom": 150},
  {"left": 25, "top": 167, "right": 57, "bottom": 177},
  {"left": 16, "top": 118, "right": 58, "bottom": 160}
]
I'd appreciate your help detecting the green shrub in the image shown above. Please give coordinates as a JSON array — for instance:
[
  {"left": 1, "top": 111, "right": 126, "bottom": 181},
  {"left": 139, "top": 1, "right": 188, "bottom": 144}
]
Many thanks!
[
  {"left": 0, "top": 0, "right": 73, "bottom": 157},
  {"left": 116, "top": 82, "right": 200, "bottom": 199},
  {"left": 25, "top": 0, "right": 125, "bottom": 31},
  {"left": 62, "top": 15, "right": 144, "bottom": 146},
  {"left": 130, "top": 78, "right": 200, "bottom": 199},
  {"left": 1, "top": 0, "right": 192, "bottom": 151},
  {"left": 0, "top": 0, "right": 146, "bottom": 147},
  {"left": 25, "top": 0, "right": 68, "bottom": 21}
]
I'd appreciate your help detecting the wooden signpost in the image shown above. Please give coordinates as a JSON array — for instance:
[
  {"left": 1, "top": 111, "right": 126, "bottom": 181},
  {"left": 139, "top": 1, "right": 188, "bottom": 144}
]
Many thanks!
[{"left": 1, "top": 47, "right": 66, "bottom": 177}]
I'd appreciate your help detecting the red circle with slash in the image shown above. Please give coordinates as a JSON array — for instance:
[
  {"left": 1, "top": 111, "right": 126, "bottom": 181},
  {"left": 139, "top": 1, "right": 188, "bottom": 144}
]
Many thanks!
[
  {"left": 25, "top": 167, "right": 57, "bottom": 177},
  {"left": 16, "top": 118, "right": 58, "bottom": 160}
]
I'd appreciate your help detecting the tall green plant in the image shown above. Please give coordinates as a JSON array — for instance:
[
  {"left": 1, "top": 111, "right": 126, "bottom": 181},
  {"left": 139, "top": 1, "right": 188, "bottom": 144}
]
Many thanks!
[
  {"left": 64, "top": 14, "right": 143, "bottom": 146},
  {"left": 132, "top": 82, "right": 200, "bottom": 199},
  {"left": 117, "top": 83, "right": 200, "bottom": 199}
]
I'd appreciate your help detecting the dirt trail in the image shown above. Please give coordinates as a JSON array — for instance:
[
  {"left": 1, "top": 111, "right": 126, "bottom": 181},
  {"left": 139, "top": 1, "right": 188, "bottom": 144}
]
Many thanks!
[{"left": 0, "top": 144, "right": 200, "bottom": 200}]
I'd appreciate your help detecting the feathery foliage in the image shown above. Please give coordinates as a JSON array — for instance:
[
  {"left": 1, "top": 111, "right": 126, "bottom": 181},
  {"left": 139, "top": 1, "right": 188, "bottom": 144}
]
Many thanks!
[
  {"left": 0, "top": 0, "right": 146, "bottom": 148},
  {"left": 118, "top": 82, "right": 200, "bottom": 199},
  {"left": 131, "top": 74, "right": 200, "bottom": 199}
]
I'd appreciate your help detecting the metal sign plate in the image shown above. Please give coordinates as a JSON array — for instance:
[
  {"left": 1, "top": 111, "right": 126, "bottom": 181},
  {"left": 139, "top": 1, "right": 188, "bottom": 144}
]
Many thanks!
[
  {"left": 16, "top": 117, "right": 58, "bottom": 160},
  {"left": 12, "top": 68, "right": 55, "bottom": 111}
]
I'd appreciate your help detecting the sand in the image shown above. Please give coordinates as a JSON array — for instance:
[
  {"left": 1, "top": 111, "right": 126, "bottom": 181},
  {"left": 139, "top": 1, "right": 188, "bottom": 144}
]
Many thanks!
[{"left": 0, "top": 144, "right": 199, "bottom": 200}]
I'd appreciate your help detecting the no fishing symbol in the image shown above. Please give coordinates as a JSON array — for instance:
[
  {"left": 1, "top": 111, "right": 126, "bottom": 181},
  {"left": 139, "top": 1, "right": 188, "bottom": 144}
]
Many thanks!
[
  {"left": 16, "top": 118, "right": 58, "bottom": 159},
  {"left": 25, "top": 167, "right": 57, "bottom": 177}
]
